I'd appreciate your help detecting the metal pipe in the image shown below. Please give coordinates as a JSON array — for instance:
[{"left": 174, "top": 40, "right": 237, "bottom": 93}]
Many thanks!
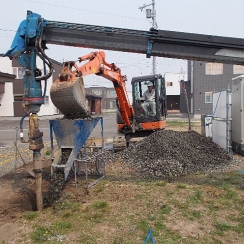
[
  {"left": 226, "top": 86, "right": 231, "bottom": 153},
  {"left": 152, "top": 0, "right": 156, "bottom": 75},
  {"left": 29, "top": 113, "right": 44, "bottom": 210},
  {"left": 190, "top": 61, "right": 194, "bottom": 114},
  {"left": 33, "top": 151, "right": 43, "bottom": 210}
]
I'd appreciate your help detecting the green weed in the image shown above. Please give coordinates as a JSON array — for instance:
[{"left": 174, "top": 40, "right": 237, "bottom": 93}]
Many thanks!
[
  {"left": 188, "top": 189, "right": 203, "bottom": 203},
  {"left": 30, "top": 226, "right": 47, "bottom": 242},
  {"left": 54, "top": 199, "right": 80, "bottom": 211},
  {"left": 45, "top": 150, "right": 51, "bottom": 156},
  {"left": 211, "top": 237, "right": 223, "bottom": 244},
  {"left": 177, "top": 183, "right": 187, "bottom": 189},
  {"left": 171, "top": 199, "right": 190, "bottom": 210},
  {"left": 92, "top": 201, "right": 109, "bottom": 209},
  {"left": 113, "top": 237, "right": 134, "bottom": 244},
  {"left": 212, "top": 221, "right": 234, "bottom": 237},
  {"left": 22, "top": 211, "right": 39, "bottom": 221},
  {"left": 155, "top": 180, "right": 167, "bottom": 187},
  {"left": 153, "top": 221, "right": 166, "bottom": 236},
  {"left": 157, "top": 227, "right": 182, "bottom": 243},
  {"left": 31, "top": 221, "right": 72, "bottom": 242},
  {"left": 136, "top": 219, "right": 149, "bottom": 233},
  {"left": 184, "top": 210, "right": 202, "bottom": 220},
  {"left": 90, "top": 212, "right": 105, "bottom": 223},
  {"left": 212, "top": 212, "right": 244, "bottom": 235},
  {"left": 167, "top": 121, "right": 189, "bottom": 127},
  {"left": 224, "top": 188, "right": 238, "bottom": 200},
  {"left": 159, "top": 205, "right": 172, "bottom": 215}
]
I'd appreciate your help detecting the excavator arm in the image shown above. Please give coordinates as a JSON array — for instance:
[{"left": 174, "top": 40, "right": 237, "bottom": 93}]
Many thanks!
[
  {"left": 92, "top": 57, "right": 135, "bottom": 129},
  {"left": 51, "top": 51, "right": 136, "bottom": 131}
]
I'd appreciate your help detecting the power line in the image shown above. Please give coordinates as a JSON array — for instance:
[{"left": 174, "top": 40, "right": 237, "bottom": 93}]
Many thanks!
[
  {"left": 21, "top": 0, "right": 148, "bottom": 22},
  {"left": 0, "top": 35, "right": 15, "bottom": 38},
  {"left": 0, "top": 28, "right": 16, "bottom": 32}
]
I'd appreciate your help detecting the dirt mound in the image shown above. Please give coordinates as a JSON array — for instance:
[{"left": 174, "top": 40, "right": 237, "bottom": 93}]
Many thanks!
[{"left": 112, "top": 130, "right": 232, "bottom": 178}]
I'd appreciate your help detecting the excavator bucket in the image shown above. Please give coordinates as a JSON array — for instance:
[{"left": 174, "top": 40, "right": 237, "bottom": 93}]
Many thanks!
[{"left": 50, "top": 76, "right": 89, "bottom": 119}]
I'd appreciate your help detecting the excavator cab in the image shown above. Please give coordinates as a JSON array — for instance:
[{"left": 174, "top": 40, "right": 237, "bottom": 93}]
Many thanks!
[
  {"left": 132, "top": 74, "right": 167, "bottom": 123},
  {"left": 115, "top": 74, "right": 167, "bottom": 151}
]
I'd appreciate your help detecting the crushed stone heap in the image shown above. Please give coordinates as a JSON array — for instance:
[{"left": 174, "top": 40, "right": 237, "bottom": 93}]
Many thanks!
[{"left": 111, "top": 130, "right": 232, "bottom": 178}]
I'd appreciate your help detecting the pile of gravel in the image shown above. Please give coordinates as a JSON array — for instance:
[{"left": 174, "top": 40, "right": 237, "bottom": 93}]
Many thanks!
[{"left": 109, "top": 130, "right": 232, "bottom": 178}]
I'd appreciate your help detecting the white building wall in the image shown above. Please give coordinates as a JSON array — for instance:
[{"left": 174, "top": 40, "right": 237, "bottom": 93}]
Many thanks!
[
  {"left": 38, "top": 77, "right": 58, "bottom": 116},
  {"left": 36, "top": 58, "right": 58, "bottom": 116},
  {"left": 0, "top": 82, "right": 14, "bottom": 116},
  {"left": 164, "top": 72, "right": 188, "bottom": 95},
  {"left": 0, "top": 57, "right": 13, "bottom": 74}
]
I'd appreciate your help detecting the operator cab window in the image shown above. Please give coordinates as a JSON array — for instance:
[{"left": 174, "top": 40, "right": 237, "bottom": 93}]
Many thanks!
[{"left": 133, "top": 83, "right": 140, "bottom": 100}]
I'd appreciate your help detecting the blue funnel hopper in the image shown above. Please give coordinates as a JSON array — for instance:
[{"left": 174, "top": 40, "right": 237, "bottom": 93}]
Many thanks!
[{"left": 50, "top": 117, "right": 103, "bottom": 180}]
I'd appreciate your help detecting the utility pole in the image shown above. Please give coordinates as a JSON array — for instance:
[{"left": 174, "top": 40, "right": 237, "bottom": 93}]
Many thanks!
[
  {"left": 139, "top": 0, "right": 157, "bottom": 75},
  {"left": 151, "top": 0, "right": 156, "bottom": 75}
]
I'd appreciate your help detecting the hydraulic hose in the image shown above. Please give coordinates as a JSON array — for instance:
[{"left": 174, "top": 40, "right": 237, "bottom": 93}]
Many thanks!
[
  {"left": 35, "top": 38, "right": 53, "bottom": 81},
  {"left": 19, "top": 112, "right": 29, "bottom": 143},
  {"left": 43, "top": 56, "right": 47, "bottom": 97}
]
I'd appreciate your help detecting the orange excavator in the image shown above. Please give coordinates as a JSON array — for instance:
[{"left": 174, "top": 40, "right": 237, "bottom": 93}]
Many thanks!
[{"left": 50, "top": 51, "right": 167, "bottom": 151}]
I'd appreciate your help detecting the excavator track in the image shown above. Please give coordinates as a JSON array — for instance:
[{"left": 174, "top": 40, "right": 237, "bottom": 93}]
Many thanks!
[{"left": 50, "top": 76, "right": 89, "bottom": 119}]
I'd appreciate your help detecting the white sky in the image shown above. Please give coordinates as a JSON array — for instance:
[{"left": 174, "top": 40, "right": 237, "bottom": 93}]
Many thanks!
[{"left": 1, "top": 0, "right": 244, "bottom": 89}]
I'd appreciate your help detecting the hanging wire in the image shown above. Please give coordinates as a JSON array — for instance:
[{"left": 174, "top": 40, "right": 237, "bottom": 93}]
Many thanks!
[{"left": 22, "top": 0, "right": 147, "bottom": 21}]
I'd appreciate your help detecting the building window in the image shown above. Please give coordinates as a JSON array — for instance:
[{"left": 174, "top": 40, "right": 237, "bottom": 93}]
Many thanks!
[
  {"left": 167, "top": 82, "right": 173, "bottom": 86},
  {"left": 13, "top": 67, "right": 25, "bottom": 79},
  {"left": 109, "top": 100, "right": 116, "bottom": 109},
  {"left": 233, "top": 65, "right": 244, "bottom": 74},
  {"left": 92, "top": 89, "right": 102, "bottom": 96},
  {"left": 205, "top": 63, "right": 223, "bottom": 75},
  {"left": 44, "top": 95, "right": 49, "bottom": 105},
  {"left": 107, "top": 89, "right": 116, "bottom": 95},
  {"left": 205, "top": 92, "right": 213, "bottom": 103}
]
